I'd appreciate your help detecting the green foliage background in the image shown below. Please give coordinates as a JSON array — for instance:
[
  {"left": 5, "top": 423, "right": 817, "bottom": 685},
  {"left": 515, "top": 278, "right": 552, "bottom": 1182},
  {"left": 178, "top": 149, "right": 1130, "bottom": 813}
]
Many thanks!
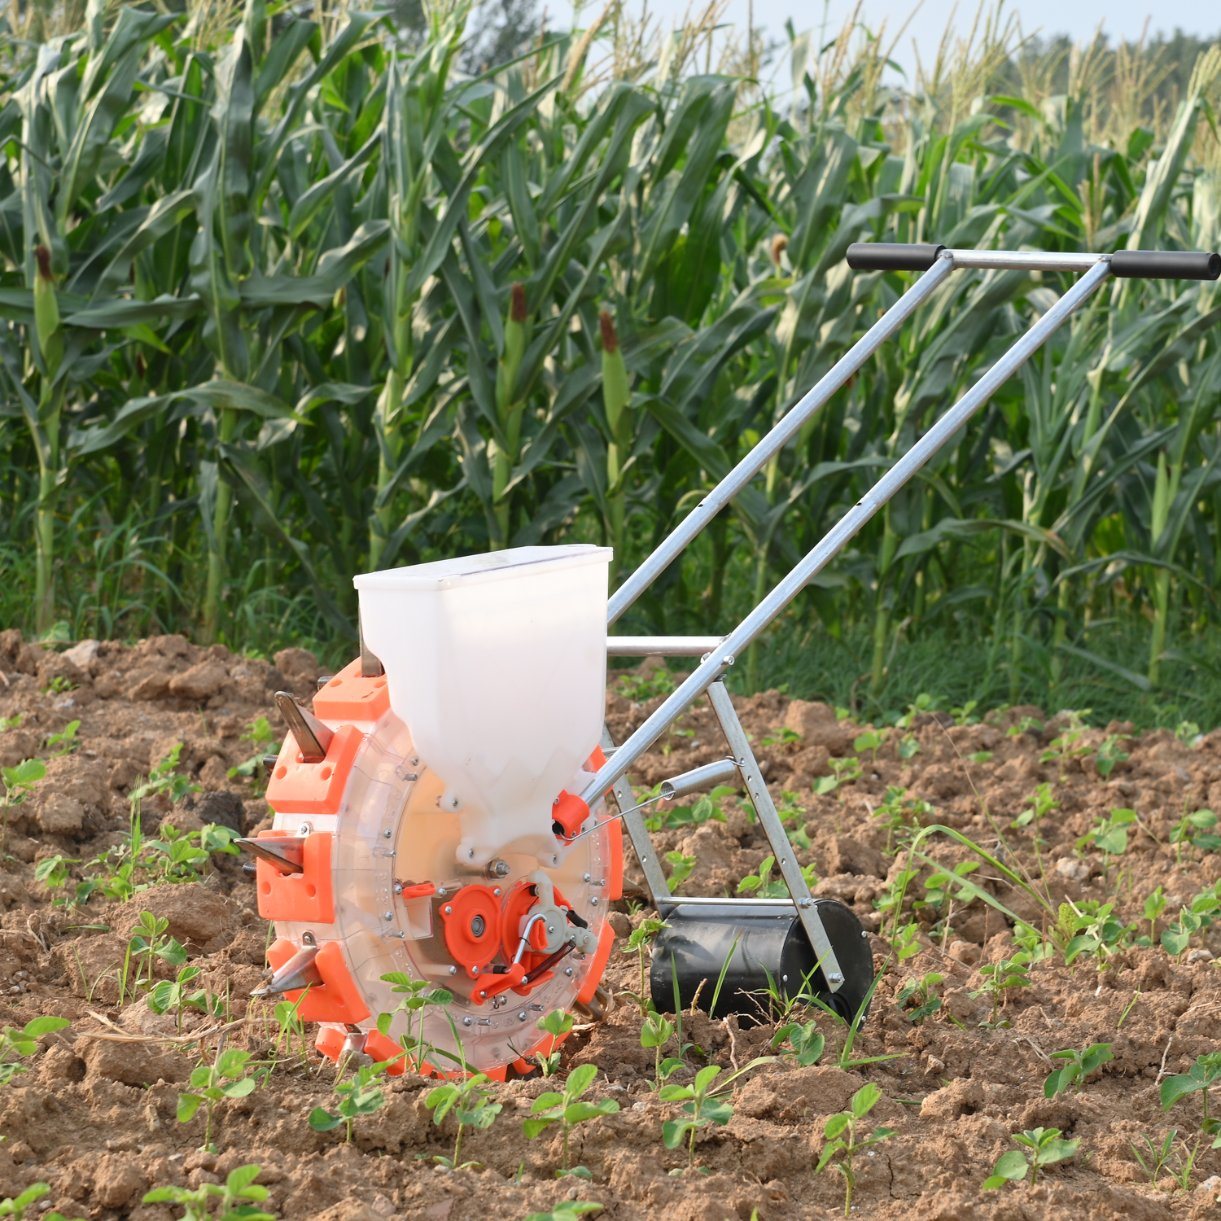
[{"left": 1, "top": 1, "right": 1219, "bottom": 721}]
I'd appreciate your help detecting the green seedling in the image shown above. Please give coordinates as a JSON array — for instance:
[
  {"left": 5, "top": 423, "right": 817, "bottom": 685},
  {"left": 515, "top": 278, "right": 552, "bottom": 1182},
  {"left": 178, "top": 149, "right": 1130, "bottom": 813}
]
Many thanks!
[
  {"left": 664, "top": 850, "right": 696, "bottom": 888},
  {"left": 1057, "top": 900, "right": 1133, "bottom": 966},
  {"left": 1170, "top": 810, "right": 1219, "bottom": 861},
  {"left": 0, "top": 714, "right": 22, "bottom": 731},
  {"left": 1043, "top": 1042, "right": 1113, "bottom": 1097},
  {"left": 897, "top": 734, "right": 921, "bottom": 759},
  {"left": 178, "top": 1048, "right": 262, "bottom": 1150},
  {"left": 760, "top": 727, "right": 800, "bottom": 747},
  {"left": 737, "top": 855, "right": 816, "bottom": 899},
  {"left": 640, "top": 1010, "right": 682, "bottom": 1085},
  {"left": 852, "top": 727, "right": 887, "bottom": 760},
  {"left": 44, "top": 720, "right": 80, "bottom": 756},
  {"left": 661, "top": 1059, "right": 767, "bottom": 1169},
  {"left": 33, "top": 853, "right": 77, "bottom": 894},
  {"left": 896, "top": 972, "right": 944, "bottom": 1023},
  {"left": 1174, "top": 721, "right": 1203, "bottom": 748},
  {"left": 1160, "top": 1052, "right": 1221, "bottom": 1124},
  {"left": 270, "top": 997, "right": 309, "bottom": 1061},
  {"left": 44, "top": 674, "right": 74, "bottom": 695},
  {"left": 0, "top": 1185, "right": 81, "bottom": 1221},
  {"left": 535, "top": 1010, "right": 574, "bottom": 1077},
  {"left": 1077, "top": 807, "right": 1138, "bottom": 859},
  {"left": 983, "top": 1127, "right": 1079, "bottom": 1190},
  {"left": 425, "top": 1072, "right": 502, "bottom": 1169},
  {"left": 889, "top": 920, "right": 921, "bottom": 963},
  {"left": 770, "top": 1019, "right": 825, "bottom": 1067},
  {"left": 144, "top": 1164, "right": 273, "bottom": 1220},
  {"left": 647, "top": 785, "right": 734, "bottom": 831},
  {"left": 921, "top": 860, "right": 979, "bottom": 916},
  {"left": 0, "top": 1016, "right": 71, "bottom": 1087},
  {"left": 129, "top": 743, "right": 200, "bottom": 817},
  {"left": 377, "top": 972, "right": 454, "bottom": 1072},
  {"left": 1093, "top": 733, "right": 1129, "bottom": 777},
  {"left": 524, "top": 1062, "right": 620, "bottom": 1176},
  {"left": 971, "top": 951, "right": 1032, "bottom": 1021},
  {"left": 623, "top": 918, "right": 666, "bottom": 1009},
  {"left": 148, "top": 966, "right": 223, "bottom": 1030},
  {"left": 615, "top": 667, "right": 675, "bottom": 702},
  {"left": 309, "top": 1062, "right": 387, "bottom": 1143},
  {"left": 775, "top": 790, "right": 805, "bottom": 826},
  {"left": 894, "top": 693, "right": 941, "bottom": 728},
  {"left": 123, "top": 910, "right": 187, "bottom": 1002},
  {"left": 813, "top": 756, "right": 862, "bottom": 796},
  {"left": 870, "top": 788, "right": 934, "bottom": 853},
  {"left": 875, "top": 868, "right": 918, "bottom": 932},
  {"left": 1142, "top": 887, "right": 1167, "bottom": 942},
  {"left": 228, "top": 715, "right": 279, "bottom": 779},
  {"left": 2, "top": 757, "right": 45, "bottom": 849},
  {"left": 1012, "top": 782, "right": 1058, "bottom": 829},
  {"left": 523, "top": 1204, "right": 603, "bottom": 1221},
  {"left": 815, "top": 1082, "right": 895, "bottom": 1215},
  {"left": 1160, "top": 884, "right": 1221, "bottom": 955},
  {"left": 1039, "top": 711, "right": 1092, "bottom": 769}
]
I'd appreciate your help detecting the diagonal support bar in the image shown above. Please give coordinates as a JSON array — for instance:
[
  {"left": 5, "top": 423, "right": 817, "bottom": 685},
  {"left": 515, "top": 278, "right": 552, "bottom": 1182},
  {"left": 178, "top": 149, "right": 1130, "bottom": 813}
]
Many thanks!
[{"left": 583, "top": 257, "right": 1113, "bottom": 806}]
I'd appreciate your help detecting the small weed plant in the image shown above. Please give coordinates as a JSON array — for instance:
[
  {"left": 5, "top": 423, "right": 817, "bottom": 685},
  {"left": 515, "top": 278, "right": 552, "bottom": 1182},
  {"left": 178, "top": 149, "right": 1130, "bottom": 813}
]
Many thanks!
[
  {"left": 815, "top": 1082, "right": 895, "bottom": 1216},
  {"left": 535, "top": 1009, "right": 575, "bottom": 1077},
  {"left": 971, "top": 951, "right": 1032, "bottom": 1021}
]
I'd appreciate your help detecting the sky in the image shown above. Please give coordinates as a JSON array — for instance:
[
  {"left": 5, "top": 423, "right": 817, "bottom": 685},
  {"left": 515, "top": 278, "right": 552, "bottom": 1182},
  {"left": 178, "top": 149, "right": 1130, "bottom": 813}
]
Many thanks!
[{"left": 557, "top": 0, "right": 1219, "bottom": 76}]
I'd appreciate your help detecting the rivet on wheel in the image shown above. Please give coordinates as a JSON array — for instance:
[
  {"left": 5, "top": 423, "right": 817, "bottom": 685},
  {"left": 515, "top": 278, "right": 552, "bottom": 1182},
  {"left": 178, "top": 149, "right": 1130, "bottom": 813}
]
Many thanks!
[
  {"left": 383, "top": 911, "right": 393, "bottom": 921},
  {"left": 443, "top": 905, "right": 453, "bottom": 915},
  {"left": 448, "top": 965, "right": 458, "bottom": 975},
  {"left": 517, "top": 1011, "right": 527, "bottom": 1022}
]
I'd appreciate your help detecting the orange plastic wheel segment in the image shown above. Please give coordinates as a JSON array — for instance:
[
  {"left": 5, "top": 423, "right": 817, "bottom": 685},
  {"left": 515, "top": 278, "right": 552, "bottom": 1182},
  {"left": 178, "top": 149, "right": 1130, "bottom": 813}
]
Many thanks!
[
  {"left": 575, "top": 922, "right": 616, "bottom": 1007},
  {"left": 255, "top": 831, "right": 335, "bottom": 923},
  {"left": 266, "top": 939, "right": 370, "bottom": 1026},
  {"left": 312, "top": 657, "right": 391, "bottom": 723},
  {"left": 604, "top": 817, "right": 624, "bottom": 901},
  {"left": 265, "top": 722, "right": 362, "bottom": 817},
  {"left": 364, "top": 1029, "right": 409, "bottom": 1076},
  {"left": 314, "top": 1024, "right": 346, "bottom": 1065}
]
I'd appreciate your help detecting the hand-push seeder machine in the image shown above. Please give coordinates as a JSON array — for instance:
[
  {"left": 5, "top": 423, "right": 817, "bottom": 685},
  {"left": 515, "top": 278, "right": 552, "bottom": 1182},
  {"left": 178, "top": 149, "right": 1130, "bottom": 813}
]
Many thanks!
[{"left": 238, "top": 243, "right": 1220, "bottom": 1078}]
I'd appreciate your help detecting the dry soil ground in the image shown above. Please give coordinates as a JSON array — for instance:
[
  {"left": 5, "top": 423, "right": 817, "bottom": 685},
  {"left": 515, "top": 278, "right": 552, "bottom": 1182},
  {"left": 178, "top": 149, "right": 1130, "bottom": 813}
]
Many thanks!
[{"left": 0, "top": 631, "right": 1219, "bottom": 1219}]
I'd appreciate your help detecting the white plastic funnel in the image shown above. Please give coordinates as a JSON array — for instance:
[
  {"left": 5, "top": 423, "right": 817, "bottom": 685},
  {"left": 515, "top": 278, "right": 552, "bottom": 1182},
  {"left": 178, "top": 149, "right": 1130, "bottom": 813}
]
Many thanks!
[{"left": 354, "top": 546, "right": 611, "bottom": 866}]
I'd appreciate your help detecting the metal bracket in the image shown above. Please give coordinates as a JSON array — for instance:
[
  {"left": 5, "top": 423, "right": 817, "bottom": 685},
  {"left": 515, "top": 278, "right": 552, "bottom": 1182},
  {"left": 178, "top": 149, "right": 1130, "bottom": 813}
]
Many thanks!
[{"left": 600, "top": 727, "right": 670, "bottom": 906}]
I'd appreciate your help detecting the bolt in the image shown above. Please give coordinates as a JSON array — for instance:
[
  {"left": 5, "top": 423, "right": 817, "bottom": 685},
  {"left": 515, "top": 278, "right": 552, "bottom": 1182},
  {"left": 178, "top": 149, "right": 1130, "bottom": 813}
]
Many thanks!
[
  {"left": 383, "top": 911, "right": 393, "bottom": 921},
  {"left": 394, "top": 882, "right": 403, "bottom": 894},
  {"left": 488, "top": 858, "right": 510, "bottom": 878},
  {"left": 493, "top": 887, "right": 502, "bottom": 898},
  {"left": 383, "top": 828, "right": 392, "bottom": 839},
  {"left": 828, "top": 972, "right": 844, "bottom": 984},
  {"left": 448, "top": 965, "right": 458, "bottom": 976},
  {"left": 517, "top": 1011, "right": 527, "bottom": 1022},
  {"left": 443, "top": 905, "right": 453, "bottom": 916},
  {"left": 470, "top": 966, "right": 480, "bottom": 977},
  {"left": 462, "top": 1017, "right": 472, "bottom": 1027},
  {"left": 798, "top": 898, "right": 812, "bottom": 908},
  {"left": 590, "top": 897, "right": 599, "bottom": 906},
  {"left": 437, "top": 887, "right": 448, "bottom": 897},
  {"left": 546, "top": 925, "right": 555, "bottom": 936},
  {"left": 564, "top": 967, "right": 574, "bottom": 977},
  {"left": 582, "top": 872, "right": 591, "bottom": 883},
  {"left": 299, "top": 822, "right": 312, "bottom": 835}
]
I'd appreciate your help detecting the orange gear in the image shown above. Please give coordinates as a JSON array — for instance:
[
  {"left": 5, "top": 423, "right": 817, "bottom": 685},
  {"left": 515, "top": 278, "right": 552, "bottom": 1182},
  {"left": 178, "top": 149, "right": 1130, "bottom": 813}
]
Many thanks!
[{"left": 439, "top": 884, "right": 503, "bottom": 977}]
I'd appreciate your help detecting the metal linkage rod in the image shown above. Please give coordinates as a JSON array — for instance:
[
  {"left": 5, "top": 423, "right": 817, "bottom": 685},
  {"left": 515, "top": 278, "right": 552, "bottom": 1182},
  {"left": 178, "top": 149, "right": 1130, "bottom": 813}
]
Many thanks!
[
  {"left": 607, "top": 255, "right": 956, "bottom": 625},
  {"left": 581, "top": 257, "right": 1113, "bottom": 806},
  {"left": 947, "top": 250, "right": 1105, "bottom": 272}
]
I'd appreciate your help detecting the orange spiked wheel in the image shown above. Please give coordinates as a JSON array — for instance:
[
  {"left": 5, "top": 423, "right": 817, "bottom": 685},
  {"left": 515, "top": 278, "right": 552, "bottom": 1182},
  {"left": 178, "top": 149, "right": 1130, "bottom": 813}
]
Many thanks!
[{"left": 248, "top": 659, "right": 621, "bottom": 1077}]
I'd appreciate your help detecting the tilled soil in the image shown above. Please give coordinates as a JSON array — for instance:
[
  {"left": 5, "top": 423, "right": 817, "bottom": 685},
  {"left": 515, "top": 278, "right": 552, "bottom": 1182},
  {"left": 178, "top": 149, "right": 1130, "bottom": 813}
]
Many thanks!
[{"left": 0, "top": 630, "right": 1218, "bottom": 1219}]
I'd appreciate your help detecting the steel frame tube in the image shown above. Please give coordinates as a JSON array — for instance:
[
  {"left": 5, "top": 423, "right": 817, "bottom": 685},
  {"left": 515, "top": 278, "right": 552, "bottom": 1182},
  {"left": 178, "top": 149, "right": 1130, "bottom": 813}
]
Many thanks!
[
  {"left": 582, "top": 257, "right": 1113, "bottom": 805},
  {"left": 607, "top": 255, "right": 956, "bottom": 625},
  {"left": 947, "top": 250, "right": 1107, "bottom": 272},
  {"left": 606, "top": 635, "right": 723, "bottom": 657}
]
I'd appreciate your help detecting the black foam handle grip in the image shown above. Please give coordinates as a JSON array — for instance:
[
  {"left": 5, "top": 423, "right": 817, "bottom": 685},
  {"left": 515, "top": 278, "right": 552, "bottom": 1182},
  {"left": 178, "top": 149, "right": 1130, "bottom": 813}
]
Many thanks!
[
  {"left": 1111, "top": 250, "right": 1221, "bottom": 281},
  {"left": 846, "top": 242, "right": 945, "bottom": 272}
]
